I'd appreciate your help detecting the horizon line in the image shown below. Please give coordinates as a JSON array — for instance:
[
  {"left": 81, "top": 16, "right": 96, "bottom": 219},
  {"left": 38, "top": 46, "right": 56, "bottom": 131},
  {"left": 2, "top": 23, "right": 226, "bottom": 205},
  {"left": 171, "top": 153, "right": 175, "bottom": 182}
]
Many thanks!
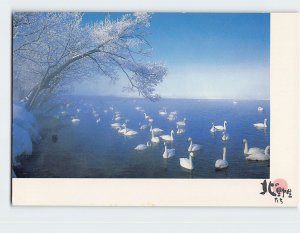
[{"left": 69, "top": 94, "right": 270, "bottom": 101}]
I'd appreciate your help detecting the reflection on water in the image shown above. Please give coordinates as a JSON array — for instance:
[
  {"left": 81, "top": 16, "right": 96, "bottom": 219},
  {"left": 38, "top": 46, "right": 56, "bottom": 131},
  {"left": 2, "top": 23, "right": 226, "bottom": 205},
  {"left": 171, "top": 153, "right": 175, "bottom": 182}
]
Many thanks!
[{"left": 15, "top": 96, "right": 270, "bottom": 178}]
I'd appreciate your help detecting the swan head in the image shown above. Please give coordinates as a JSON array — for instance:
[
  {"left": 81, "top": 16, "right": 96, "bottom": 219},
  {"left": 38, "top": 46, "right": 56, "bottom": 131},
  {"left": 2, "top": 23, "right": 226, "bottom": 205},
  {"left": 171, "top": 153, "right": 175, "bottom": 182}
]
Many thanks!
[
  {"left": 242, "top": 139, "right": 247, "bottom": 143},
  {"left": 224, "top": 121, "right": 227, "bottom": 124},
  {"left": 189, "top": 152, "right": 194, "bottom": 157},
  {"left": 171, "top": 130, "right": 174, "bottom": 134},
  {"left": 188, "top": 137, "right": 192, "bottom": 141},
  {"left": 164, "top": 142, "right": 167, "bottom": 146},
  {"left": 264, "top": 119, "right": 267, "bottom": 123}
]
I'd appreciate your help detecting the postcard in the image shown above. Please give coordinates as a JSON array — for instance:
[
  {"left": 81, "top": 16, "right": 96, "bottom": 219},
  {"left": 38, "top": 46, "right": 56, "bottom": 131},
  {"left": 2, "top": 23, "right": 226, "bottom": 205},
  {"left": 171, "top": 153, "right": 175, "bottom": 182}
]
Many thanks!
[{"left": 11, "top": 12, "right": 298, "bottom": 206}]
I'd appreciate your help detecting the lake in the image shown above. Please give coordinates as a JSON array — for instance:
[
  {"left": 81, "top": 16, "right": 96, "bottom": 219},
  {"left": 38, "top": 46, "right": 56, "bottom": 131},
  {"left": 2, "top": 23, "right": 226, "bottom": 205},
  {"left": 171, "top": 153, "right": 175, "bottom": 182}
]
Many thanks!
[{"left": 15, "top": 96, "right": 270, "bottom": 179}]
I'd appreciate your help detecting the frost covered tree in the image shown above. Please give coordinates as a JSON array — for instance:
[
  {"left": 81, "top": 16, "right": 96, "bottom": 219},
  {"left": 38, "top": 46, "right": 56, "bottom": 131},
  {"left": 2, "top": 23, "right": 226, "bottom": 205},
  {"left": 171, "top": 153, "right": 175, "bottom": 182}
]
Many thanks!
[{"left": 13, "top": 12, "right": 167, "bottom": 110}]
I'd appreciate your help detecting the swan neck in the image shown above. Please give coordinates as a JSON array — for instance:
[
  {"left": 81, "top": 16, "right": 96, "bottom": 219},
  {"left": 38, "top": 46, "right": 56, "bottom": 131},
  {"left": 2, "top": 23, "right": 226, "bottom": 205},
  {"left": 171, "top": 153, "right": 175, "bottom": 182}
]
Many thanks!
[
  {"left": 265, "top": 146, "right": 270, "bottom": 155},
  {"left": 223, "top": 148, "right": 226, "bottom": 160},
  {"left": 244, "top": 141, "right": 248, "bottom": 153}
]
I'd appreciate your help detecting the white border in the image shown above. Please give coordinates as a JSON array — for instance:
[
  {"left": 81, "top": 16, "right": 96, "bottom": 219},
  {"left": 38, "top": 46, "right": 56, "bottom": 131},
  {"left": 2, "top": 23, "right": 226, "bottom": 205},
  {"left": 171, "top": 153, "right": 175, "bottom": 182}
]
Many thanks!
[{"left": 1, "top": 0, "right": 300, "bottom": 232}]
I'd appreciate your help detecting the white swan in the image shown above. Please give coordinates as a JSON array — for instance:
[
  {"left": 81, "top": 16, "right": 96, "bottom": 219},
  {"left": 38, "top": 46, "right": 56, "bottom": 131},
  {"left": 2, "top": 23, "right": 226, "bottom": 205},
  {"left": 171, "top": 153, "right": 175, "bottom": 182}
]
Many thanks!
[
  {"left": 118, "top": 124, "right": 129, "bottom": 134},
  {"left": 150, "top": 125, "right": 164, "bottom": 134},
  {"left": 71, "top": 118, "right": 80, "bottom": 123},
  {"left": 167, "top": 114, "right": 177, "bottom": 121},
  {"left": 222, "top": 132, "right": 230, "bottom": 141},
  {"left": 210, "top": 123, "right": 216, "bottom": 133},
  {"left": 96, "top": 118, "right": 101, "bottom": 124},
  {"left": 246, "top": 146, "right": 270, "bottom": 161},
  {"left": 163, "top": 142, "right": 175, "bottom": 158},
  {"left": 176, "top": 118, "right": 186, "bottom": 127},
  {"left": 214, "top": 121, "right": 227, "bottom": 131},
  {"left": 215, "top": 147, "right": 229, "bottom": 170},
  {"left": 148, "top": 118, "right": 154, "bottom": 123},
  {"left": 188, "top": 137, "right": 202, "bottom": 152},
  {"left": 258, "top": 106, "right": 264, "bottom": 112},
  {"left": 151, "top": 130, "right": 160, "bottom": 143},
  {"left": 124, "top": 129, "right": 138, "bottom": 136},
  {"left": 139, "top": 123, "right": 149, "bottom": 130},
  {"left": 159, "top": 108, "right": 168, "bottom": 116},
  {"left": 243, "top": 139, "right": 264, "bottom": 155},
  {"left": 253, "top": 119, "right": 267, "bottom": 129},
  {"left": 61, "top": 111, "right": 68, "bottom": 116},
  {"left": 177, "top": 127, "right": 185, "bottom": 134},
  {"left": 111, "top": 122, "right": 121, "bottom": 128},
  {"left": 160, "top": 130, "right": 174, "bottom": 141},
  {"left": 179, "top": 152, "right": 194, "bottom": 170},
  {"left": 134, "top": 141, "right": 150, "bottom": 151},
  {"left": 144, "top": 113, "right": 150, "bottom": 120}
]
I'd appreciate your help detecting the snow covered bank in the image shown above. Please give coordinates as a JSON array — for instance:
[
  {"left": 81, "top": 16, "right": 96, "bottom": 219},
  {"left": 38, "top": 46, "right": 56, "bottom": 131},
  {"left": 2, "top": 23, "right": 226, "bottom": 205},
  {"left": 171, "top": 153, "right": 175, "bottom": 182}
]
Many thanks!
[{"left": 12, "top": 103, "right": 41, "bottom": 166}]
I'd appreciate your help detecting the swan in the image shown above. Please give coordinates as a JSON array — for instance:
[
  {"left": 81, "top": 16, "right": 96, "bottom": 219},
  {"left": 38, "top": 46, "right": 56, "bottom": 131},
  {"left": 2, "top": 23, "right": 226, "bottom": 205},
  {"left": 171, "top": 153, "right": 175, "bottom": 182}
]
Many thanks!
[
  {"left": 159, "top": 108, "right": 168, "bottom": 116},
  {"left": 151, "top": 130, "right": 160, "bottom": 143},
  {"left": 246, "top": 146, "right": 270, "bottom": 161},
  {"left": 214, "top": 121, "right": 227, "bottom": 131},
  {"left": 134, "top": 141, "right": 150, "bottom": 151},
  {"left": 118, "top": 124, "right": 129, "bottom": 134},
  {"left": 176, "top": 127, "right": 185, "bottom": 134},
  {"left": 144, "top": 113, "right": 150, "bottom": 120},
  {"left": 176, "top": 118, "right": 186, "bottom": 127},
  {"left": 179, "top": 152, "right": 194, "bottom": 170},
  {"left": 96, "top": 118, "right": 101, "bottom": 124},
  {"left": 210, "top": 123, "right": 217, "bottom": 133},
  {"left": 233, "top": 100, "right": 238, "bottom": 104},
  {"left": 258, "top": 106, "right": 264, "bottom": 112},
  {"left": 160, "top": 130, "right": 174, "bottom": 141},
  {"left": 148, "top": 118, "right": 154, "bottom": 123},
  {"left": 222, "top": 132, "right": 230, "bottom": 141},
  {"left": 61, "top": 111, "right": 68, "bottom": 116},
  {"left": 243, "top": 139, "right": 264, "bottom": 155},
  {"left": 124, "top": 129, "right": 138, "bottom": 136},
  {"left": 111, "top": 122, "right": 121, "bottom": 128},
  {"left": 253, "top": 119, "right": 267, "bottom": 129},
  {"left": 188, "top": 137, "right": 202, "bottom": 152},
  {"left": 150, "top": 125, "right": 164, "bottom": 134},
  {"left": 71, "top": 117, "right": 80, "bottom": 123},
  {"left": 163, "top": 142, "right": 175, "bottom": 158},
  {"left": 139, "top": 122, "right": 149, "bottom": 130},
  {"left": 215, "top": 147, "right": 229, "bottom": 170},
  {"left": 167, "top": 114, "right": 177, "bottom": 121},
  {"left": 135, "top": 106, "right": 142, "bottom": 111}
]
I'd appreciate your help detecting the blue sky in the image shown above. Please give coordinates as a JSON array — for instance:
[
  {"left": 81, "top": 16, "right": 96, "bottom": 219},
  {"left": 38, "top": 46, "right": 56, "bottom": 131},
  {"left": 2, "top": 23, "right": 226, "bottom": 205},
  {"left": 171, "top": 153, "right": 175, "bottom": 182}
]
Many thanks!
[{"left": 77, "top": 13, "right": 270, "bottom": 100}]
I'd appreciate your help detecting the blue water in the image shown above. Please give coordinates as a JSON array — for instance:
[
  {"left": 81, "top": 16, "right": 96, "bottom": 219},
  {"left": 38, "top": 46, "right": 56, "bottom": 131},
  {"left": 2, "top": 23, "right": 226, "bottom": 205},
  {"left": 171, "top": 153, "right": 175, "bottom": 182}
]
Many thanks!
[{"left": 16, "top": 96, "right": 270, "bottom": 178}]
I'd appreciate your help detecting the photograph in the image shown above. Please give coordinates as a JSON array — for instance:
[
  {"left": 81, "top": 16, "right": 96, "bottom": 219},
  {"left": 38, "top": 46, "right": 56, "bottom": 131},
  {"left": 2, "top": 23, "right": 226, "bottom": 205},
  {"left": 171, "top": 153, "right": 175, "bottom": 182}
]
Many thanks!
[{"left": 12, "top": 12, "right": 270, "bottom": 179}]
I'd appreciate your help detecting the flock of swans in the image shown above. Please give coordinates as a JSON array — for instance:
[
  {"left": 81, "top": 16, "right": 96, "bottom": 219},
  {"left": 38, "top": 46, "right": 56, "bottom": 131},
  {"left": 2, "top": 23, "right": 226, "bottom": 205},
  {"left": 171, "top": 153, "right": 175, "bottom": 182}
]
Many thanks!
[{"left": 58, "top": 101, "right": 270, "bottom": 172}]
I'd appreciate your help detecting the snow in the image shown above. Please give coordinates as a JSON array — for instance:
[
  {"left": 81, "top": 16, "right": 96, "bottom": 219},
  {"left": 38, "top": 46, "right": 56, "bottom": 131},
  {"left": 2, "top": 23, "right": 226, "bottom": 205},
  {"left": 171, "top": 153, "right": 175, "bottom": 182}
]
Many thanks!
[{"left": 12, "top": 103, "right": 41, "bottom": 165}]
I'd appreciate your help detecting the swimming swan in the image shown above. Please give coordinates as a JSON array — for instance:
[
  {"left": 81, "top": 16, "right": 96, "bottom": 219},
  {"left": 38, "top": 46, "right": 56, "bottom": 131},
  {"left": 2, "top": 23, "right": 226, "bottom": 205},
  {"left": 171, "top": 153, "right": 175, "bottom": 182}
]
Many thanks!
[
  {"left": 243, "top": 139, "right": 264, "bottom": 155},
  {"left": 160, "top": 130, "right": 174, "bottom": 141},
  {"left": 210, "top": 123, "right": 217, "bottom": 133},
  {"left": 222, "top": 131, "right": 230, "bottom": 141},
  {"left": 151, "top": 130, "right": 160, "bottom": 143},
  {"left": 159, "top": 108, "right": 168, "bottom": 116},
  {"left": 215, "top": 147, "right": 229, "bottom": 170},
  {"left": 246, "top": 146, "right": 270, "bottom": 161},
  {"left": 124, "top": 129, "right": 138, "bottom": 136},
  {"left": 163, "top": 142, "right": 175, "bottom": 158},
  {"left": 150, "top": 125, "right": 164, "bottom": 134},
  {"left": 180, "top": 152, "right": 194, "bottom": 170},
  {"left": 188, "top": 137, "right": 202, "bottom": 152},
  {"left": 134, "top": 141, "right": 150, "bottom": 151},
  {"left": 253, "top": 119, "right": 267, "bottom": 129},
  {"left": 214, "top": 121, "right": 227, "bottom": 131},
  {"left": 176, "top": 118, "right": 187, "bottom": 127},
  {"left": 258, "top": 106, "right": 264, "bottom": 112}
]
